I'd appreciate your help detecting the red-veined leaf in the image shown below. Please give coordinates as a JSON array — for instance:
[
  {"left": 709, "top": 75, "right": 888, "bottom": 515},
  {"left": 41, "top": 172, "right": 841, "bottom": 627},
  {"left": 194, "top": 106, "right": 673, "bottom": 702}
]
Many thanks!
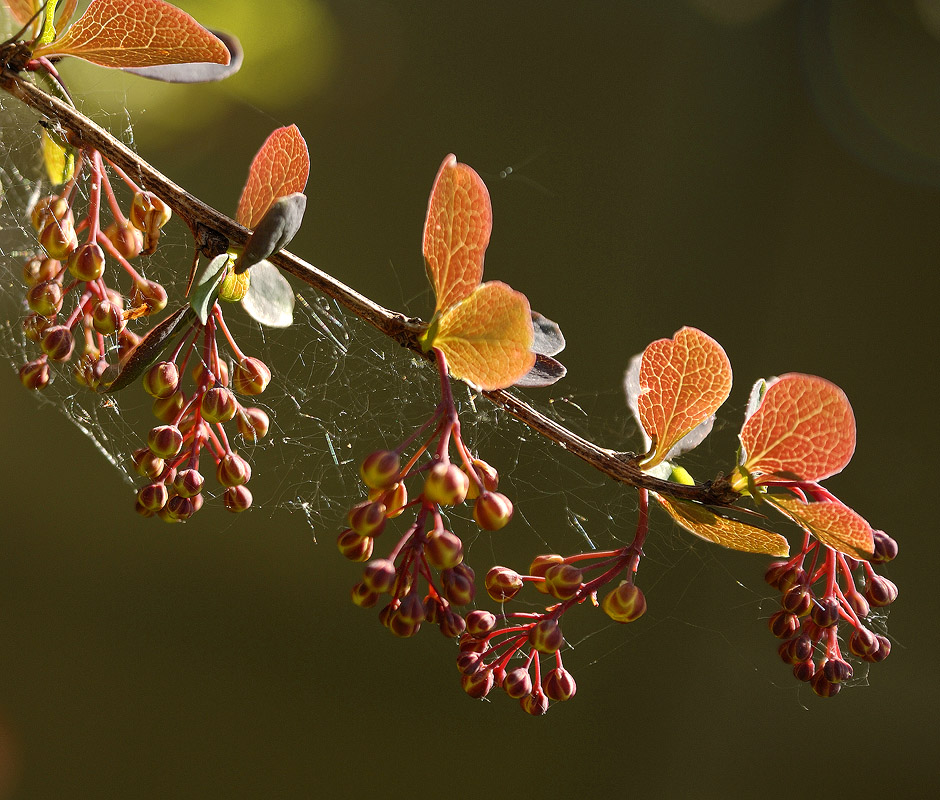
[
  {"left": 32, "top": 0, "right": 229, "bottom": 70},
  {"left": 122, "top": 28, "right": 242, "bottom": 83},
  {"left": 770, "top": 496, "right": 874, "bottom": 559},
  {"left": 740, "top": 373, "right": 856, "bottom": 482},
  {"left": 431, "top": 281, "right": 535, "bottom": 391},
  {"left": 422, "top": 154, "right": 491, "bottom": 314},
  {"left": 655, "top": 494, "right": 790, "bottom": 557},
  {"left": 236, "top": 125, "right": 310, "bottom": 229},
  {"left": 636, "top": 327, "right": 732, "bottom": 468}
]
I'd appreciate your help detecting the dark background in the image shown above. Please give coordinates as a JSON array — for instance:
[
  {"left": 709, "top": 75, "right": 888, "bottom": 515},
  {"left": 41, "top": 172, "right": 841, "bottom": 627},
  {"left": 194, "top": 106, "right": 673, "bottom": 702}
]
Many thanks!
[{"left": 1, "top": 1, "right": 937, "bottom": 797}]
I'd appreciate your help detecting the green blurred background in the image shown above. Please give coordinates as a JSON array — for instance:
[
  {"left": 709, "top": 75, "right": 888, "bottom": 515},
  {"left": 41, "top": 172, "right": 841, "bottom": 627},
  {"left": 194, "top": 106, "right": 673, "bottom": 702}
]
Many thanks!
[{"left": 1, "top": 1, "right": 938, "bottom": 797}]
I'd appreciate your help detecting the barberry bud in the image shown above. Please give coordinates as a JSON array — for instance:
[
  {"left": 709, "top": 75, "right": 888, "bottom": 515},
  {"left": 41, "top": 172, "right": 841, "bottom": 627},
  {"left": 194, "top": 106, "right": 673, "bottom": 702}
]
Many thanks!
[
  {"left": 103, "top": 221, "right": 143, "bottom": 260},
  {"left": 441, "top": 563, "right": 475, "bottom": 606},
  {"left": 464, "top": 458, "right": 499, "bottom": 500},
  {"left": 503, "top": 668, "right": 533, "bottom": 699},
  {"left": 223, "top": 485, "right": 253, "bottom": 513},
  {"left": 129, "top": 191, "right": 171, "bottom": 232},
  {"left": 27, "top": 280, "right": 64, "bottom": 317},
  {"left": 237, "top": 407, "right": 270, "bottom": 442},
  {"left": 216, "top": 452, "right": 252, "bottom": 486},
  {"left": 769, "top": 610, "right": 801, "bottom": 640},
  {"left": 388, "top": 611, "right": 421, "bottom": 638},
  {"left": 810, "top": 597, "right": 840, "bottom": 628},
  {"left": 473, "top": 491, "right": 513, "bottom": 531},
  {"left": 823, "top": 658, "right": 853, "bottom": 684},
  {"left": 152, "top": 391, "right": 185, "bottom": 423},
  {"left": 347, "top": 500, "right": 387, "bottom": 537},
  {"left": 23, "top": 313, "right": 51, "bottom": 343},
  {"left": 200, "top": 386, "right": 238, "bottom": 423},
  {"left": 423, "top": 461, "right": 469, "bottom": 506},
  {"left": 351, "top": 582, "right": 379, "bottom": 608},
  {"left": 849, "top": 627, "right": 880, "bottom": 659},
  {"left": 336, "top": 529, "right": 374, "bottom": 562},
  {"left": 232, "top": 357, "right": 271, "bottom": 396},
  {"left": 67, "top": 243, "right": 105, "bottom": 282},
  {"left": 862, "top": 634, "right": 892, "bottom": 663},
  {"left": 362, "top": 558, "right": 397, "bottom": 594},
  {"left": 543, "top": 667, "right": 577, "bottom": 701},
  {"left": 864, "top": 575, "right": 899, "bottom": 608},
  {"left": 22, "top": 256, "right": 60, "bottom": 286},
  {"left": 782, "top": 586, "right": 813, "bottom": 616},
  {"left": 528, "top": 618, "right": 564, "bottom": 653},
  {"left": 359, "top": 449, "right": 401, "bottom": 490},
  {"left": 166, "top": 495, "right": 197, "bottom": 521},
  {"left": 792, "top": 660, "right": 815, "bottom": 682},
  {"left": 764, "top": 561, "right": 805, "bottom": 592},
  {"left": 870, "top": 530, "right": 898, "bottom": 564},
  {"left": 370, "top": 481, "right": 407, "bottom": 518},
  {"left": 439, "top": 608, "right": 467, "bottom": 638},
  {"left": 521, "top": 691, "right": 549, "bottom": 716},
  {"left": 143, "top": 361, "right": 180, "bottom": 398},
  {"left": 118, "top": 328, "right": 141, "bottom": 361},
  {"left": 193, "top": 358, "right": 228, "bottom": 387},
  {"left": 30, "top": 195, "right": 70, "bottom": 231},
  {"left": 38, "top": 215, "right": 78, "bottom": 259},
  {"left": 40, "top": 325, "right": 74, "bottom": 361},
  {"left": 456, "top": 650, "right": 484, "bottom": 676},
  {"left": 544, "top": 563, "right": 583, "bottom": 601},
  {"left": 425, "top": 528, "right": 464, "bottom": 569},
  {"left": 485, "top": 566, "right": 524, "bottom": 602},
  {"left": 461, "top": 668, "right": 494, "bottom": 699},
  {"left": 602, "top": 581, "right": 647, "bottom": 623},
  {"left": 530, "top": 554, "right": 565, "bottom": 594},
  {"left": 148, "top": 424, "right": 183, "bottom": 458},
  {"left": 465, "top": 610, "right": 497, "bottom": 637},
  {"left": 458, "top": 633, "right": 488, "bottom": 654},
  {"left": 130, "top": 278, "right": 168, "bottom": 316},
  {"left": 91, "top": 299, "right": 125, "bottom": 336},
  {"left": 810, "top": 670, "right": 841, "bottom": 698},
  {"left": 397, "top": 591, "right": 427, "bottom": 625},
  {"left": 132, "top": 447, "right": 165, "bottom": 479},
  {"left": 173, "top": 469, "right": 204, "bottom": 498},
  {"left": 137, "top": 482, "right": 169, "bottom": 511}
]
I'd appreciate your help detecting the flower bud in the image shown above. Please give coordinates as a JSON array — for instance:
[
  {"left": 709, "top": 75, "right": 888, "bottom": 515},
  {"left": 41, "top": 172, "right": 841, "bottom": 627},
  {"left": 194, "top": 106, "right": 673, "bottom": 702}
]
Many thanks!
[
  {"left": 27, "top": 280, "right": 64, "bottom": 317},
  {"left": 132, "top": 446, "right": 165, "bottom": 479},
  {"left": 823, "top": 658, "right": 853, "bottom": 684},
  {"left": 810, "top": 597, "right": 840, "bottom": 628},
  {"left": 38, "top": 215, "right": 78, "bottom": 260},
  {"left": 67, "top": 243, "right": 105, "bottom": 282},
  {"left": 521, "top": 691, "right": 549, "bottom": 716},
  {"left": 439, "top": 608, "right": 467, "bottom": 639},
  {"left": 503, "top": 668, "right": 533, "bottom": 699},
  {"left": 130, "top": 278, "right": 168, "bottom": 316},
  {"left": 441, "top": 563, "right": 475, "bottom": 606},
  {"left": 458, "top": 633, "right": 488, "bottom": 654},
  {"left": 130, "top": 191, "right": 172, "bottom": 232},
  {"left": 456, "top": 650, "right": 484, "bottom": 676},
  {"left": 103, "top": 220, "right": 143, "bottom": 260},
  {"left": 336, "top": 529, "right": 374, "bottom": 562},
  {"left": 845, "top": 589, "right": 870, "bottom": 620},
  {"left": 528, "top": 618, "right": 564, "bottom": 653},
  {"left": 237, "top": 407, "right": 270, "bottom": 442},
  {"left": 166, "top": 495, "right": 197, "bottom": 521},
  {"left": 862, "top": 634, "right": 892, "bottom": 663},
  {"left": 810, "top": 670, "right": 841, "bottom": 698},
  {"left": 347, "top": 500, "right": 387, "bottom": 537},
  {"left": 530, "top": 554, "right": 565, "bottom": 595},
  {"left": 22, "top": 256, "right": 60, "bottom": 286},
  {"left": 351, "top": 582, "right": 379, "bottom": 608},
  {"left": 148, "top": 424, "right": 183, "bottom": 458},
  {"left": 40, "top": 324, "right": 74, "bottom": 361},
  {"left": 193, "top": 358, "right": 228, "bottom": 387},
  {"left": 870, "top": 530, "right": 898, "bottom": 564},
  {"left": 137, "top": 482, "right": 169, "bottom": 511},
  {"left": 463, "top": 458, "right": 499, "bottom": 500},
  {"left": 782, "top": 586, "right": 813, "bottom": 616},
  {"left": 543, "top": 667, "right": 577, "bottom": 702},
  {"left": 423, "top": 461, "right": 469, "bottom": 506},
  {"left": 864, "top": 575, "right": 899, "bottom": 608},
  {"left": 769, "top": 610, "right": 801, "bottom": 640},
  {"left": 173, "top": 468, "right": 204, "bottom": 498},
  {"left": 425, "top": 528, "right": 464, "bottom": 569},
  {"left": 792, "top": 660, "right": 815, "bottom": 682},
  {"left": 602, "top": 581, "right": 647, "bottom": 624},
  {"left": 764, "top": 561, "right": 805, "bottom": 592},
  {"left": 465, "top": 610, "right": 497, "bottom": 637},
  {"left": 397, "top": 591, "right": 427, "bottom": 625},
  {"left": 370, "top": 481, "right": 407, "bottom": 518},
  {"left": 362, "top": 558, "right": 397, "bottom": 594},
  {"left": 473, "top": 491, "right": 514, "bottom": 531},
  {"left": 849, "top": 627, "right": 880, "bottom": 659},
  {"left": 91, "top": 298, "right": 125, "bottom": 336},
  {"left": 152, "top": 391, "right": 185, "bottom": 423},
  {"left": 30, "top": 195, "right": 70, "bottom": 231},
  {"left": 232, "top": 357, "right": 271, "bottom": 396},
  {"left": 216, "top": 452, "right": 251, "bottom": 486},
  {"left": 485, "top": 566, "right": 524, "bottom": 602},
  {"left": 223, "top": 485, "right": 253, "bottom": 513},
  {"left": 118, "top": 328, "right": 141, "bottom": 361},
  {"left": 388, "top": 611, "right": 421, "bottom": 638},
  {"left": 544, "top": 563, "right": 583, "bottom": 601},
  {"left": 143, "top": 361, "right": 180, "bottom": 399},
  {"left": 23, "top": 313, "right": 51, "bottom": 343},
  {"left": 359, "top": 449, "right": 401, "bottom": 490},
  {"left": 461, "top": 668, "right": 494, "bottom": 699},
  {"left": 200, "top": 386, "right": 238, "bottom": 423}
]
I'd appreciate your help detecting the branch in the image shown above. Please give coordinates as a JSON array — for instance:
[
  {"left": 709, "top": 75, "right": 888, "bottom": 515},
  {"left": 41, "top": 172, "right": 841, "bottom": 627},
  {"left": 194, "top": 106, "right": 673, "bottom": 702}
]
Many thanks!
[{"left": 0, "top": 69, "right": 741, "bottom": 508}]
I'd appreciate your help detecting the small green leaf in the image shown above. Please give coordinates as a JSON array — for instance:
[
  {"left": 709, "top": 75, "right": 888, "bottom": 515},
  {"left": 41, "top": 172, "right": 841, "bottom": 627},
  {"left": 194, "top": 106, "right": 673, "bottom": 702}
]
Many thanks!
[
  {"left": 190, "top": 253, "right": 231, "bottom": 324},
  {"left": 241, "top": 261, "right": 294, "bottom": 328}
]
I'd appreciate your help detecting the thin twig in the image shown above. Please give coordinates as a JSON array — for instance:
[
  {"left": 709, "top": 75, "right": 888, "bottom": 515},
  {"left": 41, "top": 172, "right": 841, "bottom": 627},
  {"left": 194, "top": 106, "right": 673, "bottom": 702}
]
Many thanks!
[{"left": 0, "top": 69, "right": 740, "bottom": 507}]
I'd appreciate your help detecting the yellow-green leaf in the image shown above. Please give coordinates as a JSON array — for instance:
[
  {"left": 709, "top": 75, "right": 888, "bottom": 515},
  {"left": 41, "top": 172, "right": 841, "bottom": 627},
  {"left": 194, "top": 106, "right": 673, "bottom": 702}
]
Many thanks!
[{"left": 41, "top": 127, "right": 74, "bottom": 185}]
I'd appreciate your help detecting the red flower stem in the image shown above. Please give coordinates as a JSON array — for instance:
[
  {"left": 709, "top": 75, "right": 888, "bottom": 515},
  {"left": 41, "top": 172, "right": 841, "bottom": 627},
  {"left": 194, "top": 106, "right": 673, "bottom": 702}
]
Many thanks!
[
  {"left": 213, "top": 305, "right": 246, "bottom": 362},
  {"left": 105, "top": 158, "right": 142, "bottom": 195},
  {"left": 387, "top": 525, "right": 418, "bottom": 563},
  {"left": 99, "top": 165, "right": 125, "bottom": 223},
  {"left": 96, "top": 230, "right": 142, "bottom": 283}
]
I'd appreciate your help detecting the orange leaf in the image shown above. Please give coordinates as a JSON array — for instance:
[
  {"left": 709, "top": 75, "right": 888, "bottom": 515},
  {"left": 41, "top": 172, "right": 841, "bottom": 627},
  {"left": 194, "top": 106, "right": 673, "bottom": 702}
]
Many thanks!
[
  {"left": 740, "top": 374, "right": 855, "bottom": 483},
  {"left": 637, "top": 327, "right": 732, "bottom": 468},
  {"left": 3, "top": 0, "right": 38, "bottom": 26},
  {"left": 236, "top": 125, "right": 310, "bottom": 229},
  {"left": 770, "top": 496, "right": 874, "bottom": 559},
  {"left": 655, "top": 494, "right": 789, "bottom": 557},
  {"left": 422, "top": 154, "right": 492, "bottom": 314},
  {"left": 32, "top": 0, "right": 229, "bottom": 70},
  {"left": 432, "top": 281, "right": 535, "bottom": 391}
]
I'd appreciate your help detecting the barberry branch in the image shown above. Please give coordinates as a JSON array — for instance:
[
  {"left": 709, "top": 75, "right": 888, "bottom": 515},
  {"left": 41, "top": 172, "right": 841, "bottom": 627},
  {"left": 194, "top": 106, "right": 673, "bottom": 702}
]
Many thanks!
[{"left": 0, "top": 68, "right": 739, "bottom": 508}]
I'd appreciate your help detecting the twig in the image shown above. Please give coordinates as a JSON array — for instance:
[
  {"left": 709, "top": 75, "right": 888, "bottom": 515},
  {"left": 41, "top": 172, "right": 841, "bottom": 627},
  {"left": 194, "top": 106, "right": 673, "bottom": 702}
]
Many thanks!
[{"left": 0, "top": 68, "right": 741, "bottom": 508}]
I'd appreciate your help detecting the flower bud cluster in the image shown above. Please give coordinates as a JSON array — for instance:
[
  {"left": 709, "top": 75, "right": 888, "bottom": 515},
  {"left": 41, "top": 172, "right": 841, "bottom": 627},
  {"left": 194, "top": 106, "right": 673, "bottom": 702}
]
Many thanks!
[{"left": 765, "top": 530, "right": 898, "bottom": 697}]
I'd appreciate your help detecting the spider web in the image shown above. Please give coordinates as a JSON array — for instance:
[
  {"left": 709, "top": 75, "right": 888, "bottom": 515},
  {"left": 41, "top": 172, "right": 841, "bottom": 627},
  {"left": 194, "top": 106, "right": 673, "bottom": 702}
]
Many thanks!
[{"left": 0, "top": 76, "right": 885, "bottom": 701}]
